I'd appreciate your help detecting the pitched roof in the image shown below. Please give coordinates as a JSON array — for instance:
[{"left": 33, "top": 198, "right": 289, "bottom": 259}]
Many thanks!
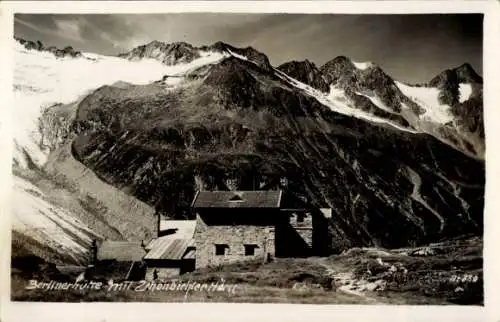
[
  {"left": 158, "top": 220, "right": 196, "bottom": 238},
  {"left": 144, "top": 238, "right": 195, "bottom": 260},
  {"left": 145, "top": 219, "right": 196, "bottom": 261},
  {"left": 191, "top": 190, "right": 283, "bottom": 209},
  {"left": 97, "top": 241, "right": 146, "bottom": 262}
]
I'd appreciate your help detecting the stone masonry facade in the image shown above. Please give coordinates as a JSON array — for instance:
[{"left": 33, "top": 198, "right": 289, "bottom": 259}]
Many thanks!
[
  {"left": 194, "top": 214, "right": 275, "bottom": 268},
  {"left": 289, "top": 211, "right": 313, "bottom": 247}
]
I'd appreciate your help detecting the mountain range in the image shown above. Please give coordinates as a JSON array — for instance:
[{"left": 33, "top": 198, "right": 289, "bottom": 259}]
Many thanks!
[{"left": 12, "top": 38, "right": 484, "bottom": 264}]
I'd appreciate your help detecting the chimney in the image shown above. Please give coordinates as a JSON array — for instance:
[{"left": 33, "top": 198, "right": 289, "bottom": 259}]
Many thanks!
[{"left": 280, "top": 177, "right": 288, "bottom": 189}]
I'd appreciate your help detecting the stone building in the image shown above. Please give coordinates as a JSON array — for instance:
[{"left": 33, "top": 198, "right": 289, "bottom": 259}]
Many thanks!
[
  {"left": 191, "top": 190, "right": 330, "bottom": 268},
  {"left": 85, "top": 190, "right": 331, "bottom": 277}
]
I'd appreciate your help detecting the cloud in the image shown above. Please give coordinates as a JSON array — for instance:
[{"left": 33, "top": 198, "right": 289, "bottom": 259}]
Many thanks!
[
  {"left": 15, "top": 16, "right": 60, "bottom": 39},
  {"left": 15, "top": 15, "right": 86, "bottom": 44},
  {"left": 53, "top": 18, "right": 84, "bottom": 43}
]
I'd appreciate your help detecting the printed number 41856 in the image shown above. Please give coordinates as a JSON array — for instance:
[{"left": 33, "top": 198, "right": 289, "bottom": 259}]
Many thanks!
[{"left": 449, "top": 274, "right": 479, "bottom": 283}]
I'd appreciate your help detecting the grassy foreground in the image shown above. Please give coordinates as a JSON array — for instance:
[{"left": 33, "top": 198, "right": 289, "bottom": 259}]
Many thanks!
[{"left": 11, "top": 236, "right": 482, "bottom": 305}]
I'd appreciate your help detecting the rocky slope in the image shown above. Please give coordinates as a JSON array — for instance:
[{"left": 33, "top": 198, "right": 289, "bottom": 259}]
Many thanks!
[
  {"left": 13, "top": 38, "right": 484, "bottom": 260},
  {"left": 12, "top": 38, "right": 195, "bottom": 263},
  {"left": 13, "top": 37, "right": 224, "bottom": 169},
  {"left": 118, "top": 40, "right": 273, "bottom": 72},
  {"left": 277, "top": 57, "right": 484, "bottom": 159},
  {"left": 37, "top": 43, "right": 484, "bottom": 252},
  {"left": 11, "top": 172, "right": 101, "bottom": 265}
]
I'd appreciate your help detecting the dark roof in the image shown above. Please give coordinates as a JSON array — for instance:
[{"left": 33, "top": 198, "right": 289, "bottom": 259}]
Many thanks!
[
  {"left": 97, "top": 241, "right": 146, "bottom": 262},
  {"left": 191, "top": 190, "right": 282, "bottom": 209}
]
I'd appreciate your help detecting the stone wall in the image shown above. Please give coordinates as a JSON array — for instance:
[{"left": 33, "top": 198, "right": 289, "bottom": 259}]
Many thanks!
[
  {"left": 194, "top": 214, "right": 275, "bottom": 268},
  {"left": 293, "top": 228, "right": 313, "bottom": 247},
  {"left": 288, "top": 211, "right": 313, "bottom": 247}
]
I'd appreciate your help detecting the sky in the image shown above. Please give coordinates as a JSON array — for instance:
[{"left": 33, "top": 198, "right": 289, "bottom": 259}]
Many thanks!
[{"left": 14, "top": 13, "right": 483, "bottom": 83}]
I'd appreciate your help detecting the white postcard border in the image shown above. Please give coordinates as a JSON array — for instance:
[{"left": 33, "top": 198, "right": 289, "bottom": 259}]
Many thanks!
[{"left": 0, "top": 1, "right": 498, "bottom": 322}]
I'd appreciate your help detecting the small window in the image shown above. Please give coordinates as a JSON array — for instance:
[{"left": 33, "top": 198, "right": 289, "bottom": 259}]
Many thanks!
[
  {"left": 244, "top": 244, "right": 258, "bottom": 256},
  {"left": 215, "top": 244, "right": 228, "bottom": 256},
  {"left": 296, "top": 213, "right": 306, "bottom": 223}
]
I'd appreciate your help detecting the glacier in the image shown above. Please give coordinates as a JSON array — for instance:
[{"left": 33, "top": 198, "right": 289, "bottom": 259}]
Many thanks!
[
  {"left": 13, "top": 41, "right": 226, "bottom": 169},
  {"left": 395, "top": 81, "right": 454, "bottom": 124},
  {"left": 11, "top": 40, "right": 226, "bottom": 264}
]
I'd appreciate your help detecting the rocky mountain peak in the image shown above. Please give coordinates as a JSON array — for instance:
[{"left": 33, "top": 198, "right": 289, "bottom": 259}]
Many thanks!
[
  {"left": 277, "top": 59, "right": 329, "bottom": 92},
  {"left": 206, "top": 41, "right": 230, "bottom": 52},
  {"left": 118, "top": 40, "right": 201, "bottom": 65},
  {"left": 318, "top": 55, "right": 394, "bottom": 95},
  {"left": 429, "top": 63, "right": 482, "bottom": 87},
  {"left": 207, "top": 41, "right": 274, "bottom": 73},
  {"left": 15, "top": 37, "right": 82, "bottom": 58},
  {"left": 320, "top": 56, "right": 355, "bottom": 73},
  {"left": 119, "top": 40, "right": 274, "bottom": 73},
  {"left": 318, "top": 56, "right": 358, "bottom": 88},
  {"left": 15, "top": 37, "right": 484, "bottom": 258},
  {"left": 145, "top": 40, "right": 163, "bottom": 47},
  {"left": 455, "top": 63, "right": 483, "bottom": 84}
]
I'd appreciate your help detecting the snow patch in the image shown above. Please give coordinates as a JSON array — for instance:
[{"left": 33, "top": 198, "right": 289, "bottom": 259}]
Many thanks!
[
  {"left": 274, "top": 69, "right": 416, "bottom": 133},
  {"left": 226, "top": 48, "right": 248, "bottom": 61},
  {"left": 406, "top": 166, "right": 445, "bottom": 232},
  {"left": 459, "top": 83, "right": 472, "bottom": 103},
  {"left": 13, "top": 42, "right": 226, "bottom": 168},
  {"left": 355, "top": 92, "right": 395, "bottom": 114},
  {"left": 395, "top": 81, "right": 453, "bottom": 124},
  {"left": 352, "top": 61, "right": 373, "bottom": 70},
  {"left": 165, "top": 50, "right": 228, "bottom": 77}
]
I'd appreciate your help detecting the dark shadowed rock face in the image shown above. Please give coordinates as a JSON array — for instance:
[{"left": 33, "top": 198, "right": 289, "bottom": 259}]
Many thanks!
[
  {"left": 428, "top": 64, "right": 484, "bottom": 141},
  {"left": 278, "top": 54, "right": 483, "bottom": 158},
  {"left": 277, "top": 60, "right": 329, "bottom": 92},
  {"left": 319, "top": 56, "right": 358, "bottom": 89},
  {"left": 120, "top": 40, "right": 274, "bottom": 72},
  {"left": 430, "top": 63, "right": 483, "bottom": 88},
  {"left": 118, "top": 40, "right": 201, "bottom": 65},
  {"left": 206, "top": 41, "right": 274, "bottom": 72},
  {"left": 280, "top": 56, "right": 424, "bottom": 117},
  {"left": 428, "top": 63, "right": 483, "bottom": 109},
  {"left": 16, "top": 38, "right": 82, "bottom": 58},
  {"left": 319, "top": 57, "right": 415, "bottom": 114},
  {"left": 43, "top": 52, "right": 484, "bottom": 252}
]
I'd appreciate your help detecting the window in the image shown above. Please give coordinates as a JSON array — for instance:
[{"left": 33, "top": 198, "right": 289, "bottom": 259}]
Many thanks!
[
  {"left": 244, "top": 244, "right": 258, "bottom": 256},
  {"left": 215, "top": 244, "right": 228, "bottom": 256},
  {"left": 296, "top": 213, "right": 306, "bottom": 223}
]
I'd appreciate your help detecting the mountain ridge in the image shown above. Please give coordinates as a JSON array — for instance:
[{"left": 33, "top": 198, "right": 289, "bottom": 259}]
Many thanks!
[
  {"left": 12, "top": 38, "right": 484, "bottom": 261},
  {"left": 15, "top": 37, "right": 83, "bottom": 59},
  {"left": 39, "top": 42, "right": 483, "bottom": 251}
]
